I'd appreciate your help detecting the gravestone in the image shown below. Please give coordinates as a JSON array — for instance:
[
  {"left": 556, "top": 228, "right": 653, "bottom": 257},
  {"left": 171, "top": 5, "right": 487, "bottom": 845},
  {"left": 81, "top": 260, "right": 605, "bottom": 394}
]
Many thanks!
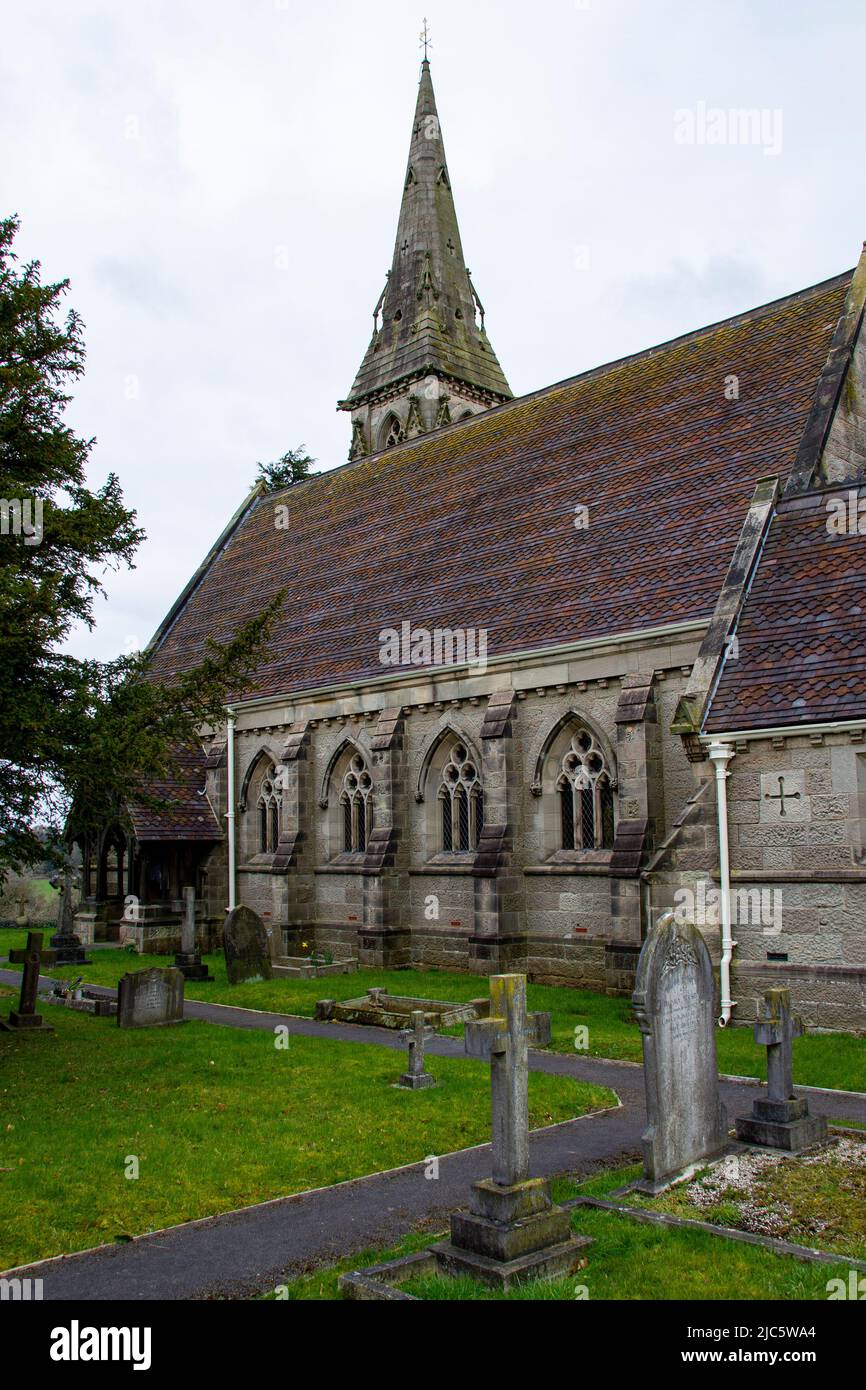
[
  {"left": 735, "top": 989, "right": 827, "bottom": 1150},
  {"left": 50, "top": 869, "right": 91, "bottom": 966},
  {"left": 0, "top": 932, "right": 56, "bottom": 1032},
  {"left": 117, "top": 967, "right": 185, "bottom": 1029},
  {"left": 396, "top": 1010, "right": 436, "bottom": 1090},
  {"left": 174, "top": 887, "right": 213, "bottom": 982},
  {"left": 430, "top": 974, "right": 590, "bottom": 1289},
  {"left": 223, "top": 905, "right": 273, "bottom": 986},
  {"left": 632, "top": 911, "right": 728, "bottom": 1192}
]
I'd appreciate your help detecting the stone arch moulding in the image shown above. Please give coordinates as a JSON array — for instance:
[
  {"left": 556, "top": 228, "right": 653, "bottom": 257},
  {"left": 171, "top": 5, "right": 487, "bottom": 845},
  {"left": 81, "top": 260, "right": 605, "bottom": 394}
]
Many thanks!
[
  {"left": 528, "top": 708, "right": 618, "bottom": 797},
  {"left": 317, "top": 732, "right": 372, "bottom": 811},
  {"left": 412, "top": 719, "right": 484, "bottom": 804},
  {"left": 238, "top": 743, "right": 283, "bottom": 812}
]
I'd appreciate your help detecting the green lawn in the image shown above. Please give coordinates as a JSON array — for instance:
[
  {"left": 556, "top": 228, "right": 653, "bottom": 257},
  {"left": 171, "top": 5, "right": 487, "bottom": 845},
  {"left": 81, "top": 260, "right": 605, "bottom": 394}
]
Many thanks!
[
  {"left": 0, "top": 928, "right": 42, "bottom": 956},
  {"left": 632, "top": 1140, "right": 866, "bottom": 1263},
  {"left": 0, "top": 1004, "right": 612, "bottom": 1270},
  {"left": 7, "top": 949, "right": 864, "bottom": 1093},
  {"left": 272, "top": 1187, "right": 852, "bottom": 1301}
]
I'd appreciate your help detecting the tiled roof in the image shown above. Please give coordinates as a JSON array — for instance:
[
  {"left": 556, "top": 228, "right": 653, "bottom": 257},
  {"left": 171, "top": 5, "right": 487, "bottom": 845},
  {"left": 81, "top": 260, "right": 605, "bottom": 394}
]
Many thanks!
[
  {"left": 148, "top": 273, "right": 852, "bottom": 704},
  {"left": 128, "top": 746, "right": 222, "bottom": 842},
  {"left": 705, "top": 485, "right": 866, "bottom": 732}
]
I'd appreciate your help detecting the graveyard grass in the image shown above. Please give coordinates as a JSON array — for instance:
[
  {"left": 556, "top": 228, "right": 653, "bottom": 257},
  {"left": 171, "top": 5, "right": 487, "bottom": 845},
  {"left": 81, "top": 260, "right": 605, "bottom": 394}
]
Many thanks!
[
  {"left": 268, "top": 1173, "right": 853, "bottom": 1301},
  {"left": 6, "top": 941, "right": 865, "bottom": 1093},
  {"left": 0, "top": 1004, "right": 613, "bottom": 1270},
  {"left": 631, "top": 1140, "right": 866, "bottom": 1263}
]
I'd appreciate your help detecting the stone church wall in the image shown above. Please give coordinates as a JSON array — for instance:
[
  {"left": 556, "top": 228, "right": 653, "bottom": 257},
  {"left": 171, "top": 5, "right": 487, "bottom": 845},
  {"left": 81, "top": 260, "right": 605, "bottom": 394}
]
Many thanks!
[{"left": 206, "top": 648, "right": 866, "bottom": 1028}]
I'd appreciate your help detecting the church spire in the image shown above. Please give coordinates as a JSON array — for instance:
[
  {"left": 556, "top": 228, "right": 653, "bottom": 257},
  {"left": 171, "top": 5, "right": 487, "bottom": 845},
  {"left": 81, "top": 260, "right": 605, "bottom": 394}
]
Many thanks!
[{"left": 339, "top": 55, "right": 512, "bottom": 459}]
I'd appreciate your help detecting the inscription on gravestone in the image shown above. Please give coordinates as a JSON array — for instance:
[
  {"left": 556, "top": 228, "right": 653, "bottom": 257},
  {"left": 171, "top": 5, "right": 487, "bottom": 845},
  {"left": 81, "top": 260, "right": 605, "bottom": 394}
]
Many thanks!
[
  {"left": 117, "top": 967, "right": 185, "bottom": 1029},
  {"left": 223, "top": 905, "right": 273, "bottom": 986},
  {"left": 633, "top": 911, "right": 728, "bottom": 1192}
]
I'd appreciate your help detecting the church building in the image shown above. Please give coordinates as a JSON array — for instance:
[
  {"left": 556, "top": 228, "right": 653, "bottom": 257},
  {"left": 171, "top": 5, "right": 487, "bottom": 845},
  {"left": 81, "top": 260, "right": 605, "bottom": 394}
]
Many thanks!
[{"left": 76, "top": 58, "right": 866, "bottom": 1031}]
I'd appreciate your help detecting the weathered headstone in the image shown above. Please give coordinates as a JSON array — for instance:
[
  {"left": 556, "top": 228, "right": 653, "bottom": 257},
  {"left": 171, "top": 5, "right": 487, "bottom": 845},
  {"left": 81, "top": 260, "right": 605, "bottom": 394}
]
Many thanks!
[
  {"left": 50, "top": 868, "right": 91, "bottom": 966},
  {"left": 735, "top": 989, "right": 827, "bottom": 1150},
  {"left": 430, "top": 974, "right": 590, "bottom": 1288},
  {"left": 223, "top": 905, "right": 273, "bottom": 986},
  {"left": 174, "top": 887, "right": 213, "bottom": 982},
  {"left": 396, "top": 1010, "right": 436, "bottom": 1089},
  {"left": 0, "top": 932, "right": 56, "bottom": 1032},
  {"left": 632, "top": 911, "right": 728, "bottom": 1191},
  {"left": 117, "top": 967, "right": 185, "bottom": 1029}
]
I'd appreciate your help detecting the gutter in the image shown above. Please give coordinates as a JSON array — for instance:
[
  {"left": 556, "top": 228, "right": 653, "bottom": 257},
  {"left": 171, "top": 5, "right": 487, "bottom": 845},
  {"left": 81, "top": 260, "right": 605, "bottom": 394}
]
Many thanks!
[
  {"left": 226, "top": 708, "right": 237, "bottom": 912},
  {"left": 225, "top": 618, "right": 707, "bottom": 716},
  {"left": 707, "top": 742, "right": 736, "bottom": 1026},
  {"left": 701, "top": 718, "right": 866, "bottom": 745}
]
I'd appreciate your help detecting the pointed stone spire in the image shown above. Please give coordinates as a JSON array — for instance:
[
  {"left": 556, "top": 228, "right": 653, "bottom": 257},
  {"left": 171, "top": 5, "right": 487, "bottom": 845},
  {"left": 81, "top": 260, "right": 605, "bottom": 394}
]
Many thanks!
[{"left": 339, "top": 60, "right": 512, "bottom": 458}]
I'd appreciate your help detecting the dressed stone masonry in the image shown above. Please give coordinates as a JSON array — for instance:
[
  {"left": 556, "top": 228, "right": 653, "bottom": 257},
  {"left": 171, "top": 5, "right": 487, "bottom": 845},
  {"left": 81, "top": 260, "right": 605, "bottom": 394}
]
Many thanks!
[
  {"left": 396, "top": 1009, "right": 437, "bottom": 1089},
  {"left": 633, "top": 912, "right": 729, "bottom": 1191},
  {"left": 429, "top": 973, "right": 591, "bottom": 1288},
  {"left": 734, "top": 988, "right": 828, "bottom": 1151}
]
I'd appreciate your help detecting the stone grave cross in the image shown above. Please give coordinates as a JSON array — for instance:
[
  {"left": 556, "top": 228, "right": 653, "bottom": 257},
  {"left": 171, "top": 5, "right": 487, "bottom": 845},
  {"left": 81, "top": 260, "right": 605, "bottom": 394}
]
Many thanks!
[
  {"left": 464, "top": 974, "right": 551, "bottom": 1186},
  {"left": 756, "top": 988, "right": 803, "bottom": 1101},
  {"left": 175, "top": 886, "right": 213, "bottom": 982},
  {"left": 429, "top": 973, "right": 585, "bottom": 1288},
  {"left": 397, "top": 1009, "right": 436, "bottom": 1089},
  {"left": 2, "top": 932, "right": 57, "bottom": 1031},
  {"left": 734, "top": 987, "right": 827, "bottom": 1150}
]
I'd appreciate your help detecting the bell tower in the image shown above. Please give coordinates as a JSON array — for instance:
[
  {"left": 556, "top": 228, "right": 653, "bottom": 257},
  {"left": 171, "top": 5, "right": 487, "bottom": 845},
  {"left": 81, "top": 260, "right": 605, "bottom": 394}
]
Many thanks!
[{"left": 338, "top": 53, "right": 512, "bottom": 459}]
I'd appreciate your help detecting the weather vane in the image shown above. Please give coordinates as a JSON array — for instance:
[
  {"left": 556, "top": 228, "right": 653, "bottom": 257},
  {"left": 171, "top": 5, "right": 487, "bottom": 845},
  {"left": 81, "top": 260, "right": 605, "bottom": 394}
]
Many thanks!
[{"left": 420, "top": 18, "right": 432, "bottom": 61}]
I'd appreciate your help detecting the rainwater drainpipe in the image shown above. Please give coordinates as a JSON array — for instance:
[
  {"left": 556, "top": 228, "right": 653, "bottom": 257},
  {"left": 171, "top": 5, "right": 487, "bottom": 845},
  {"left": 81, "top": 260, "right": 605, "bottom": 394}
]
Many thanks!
[
  {"left": 707, "top": 741, "right": 736, "bottom": 1026},
  {"left": 226, "top": 707, "right": 238, "bottom": 912}
]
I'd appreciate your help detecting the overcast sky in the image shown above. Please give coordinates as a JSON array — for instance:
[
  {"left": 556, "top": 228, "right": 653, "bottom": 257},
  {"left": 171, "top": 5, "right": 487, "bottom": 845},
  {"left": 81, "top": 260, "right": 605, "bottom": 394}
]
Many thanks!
[{"left": 3, "top": 0, "right": 865, "bottom": 661}]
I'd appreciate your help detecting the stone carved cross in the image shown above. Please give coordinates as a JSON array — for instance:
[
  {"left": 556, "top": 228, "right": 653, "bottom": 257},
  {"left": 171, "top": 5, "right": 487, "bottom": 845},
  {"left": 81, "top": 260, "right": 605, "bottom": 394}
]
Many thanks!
[
  {"left": 464, "top": 975, "right": 551, "bottom": 1187},
  {"left": 181, "top": 886, "right": 196, "bottom": 956},
  {"left": 399, "top": 1009, "right": 435, "bottom": 1079},
  {"left": 7, "top": 932, "right": 56, "bottom": 1026},
  {"left": 754, "top": 988, "right": 804, "bottom": 1102},
  {"left": 763, "top": 775, "right": 801, "bottom": 818}
]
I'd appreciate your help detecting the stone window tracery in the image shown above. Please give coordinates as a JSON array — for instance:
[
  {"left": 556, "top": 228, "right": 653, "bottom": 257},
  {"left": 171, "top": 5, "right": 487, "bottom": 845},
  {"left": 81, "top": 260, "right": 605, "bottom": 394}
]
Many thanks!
[
  {"left": 340, "top": 753, "right": 373, "bottom": 853},
  {"left": 556, "top": 730, "right": 615, "bottom": 851},
  {"left": 257, "top": 764, "right": 281, "bottom": 855},
  {"left": 438, "top": 743, "right": 483, "bottom": 852},
  {"left": 383, "top": 413, "right": 406, "bottom": 449}
]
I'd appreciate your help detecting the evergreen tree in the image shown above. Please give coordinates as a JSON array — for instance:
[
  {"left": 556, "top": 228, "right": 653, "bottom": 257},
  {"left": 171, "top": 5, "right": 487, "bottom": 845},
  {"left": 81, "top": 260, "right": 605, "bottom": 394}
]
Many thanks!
[{"left": 0, "top": 216, "right": 282, "bottom": 877}]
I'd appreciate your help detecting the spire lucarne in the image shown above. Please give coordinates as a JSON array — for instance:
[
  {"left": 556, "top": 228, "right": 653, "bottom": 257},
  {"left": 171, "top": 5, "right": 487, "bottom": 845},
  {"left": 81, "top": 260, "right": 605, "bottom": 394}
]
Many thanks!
[{"left": 338, "top": 59, "right": 512, "bottom": 459}]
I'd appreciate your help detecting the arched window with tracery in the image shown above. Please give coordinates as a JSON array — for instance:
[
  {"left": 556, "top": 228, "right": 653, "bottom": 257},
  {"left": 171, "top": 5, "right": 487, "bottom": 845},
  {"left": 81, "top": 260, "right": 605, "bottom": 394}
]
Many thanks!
[
  {"left": 382, "top": 413, "right": 406, "bottom": 449},
  {"left": 257, "top": 764, "right": 281, "bottom": 855},
  {"left": 556, "top": 729, "right": 615, "bottom": 851},
  {"left": 438, "top": 742, "right": 483, "bottom": 852},
  {"left": 339, "top": 753, "right": 373, "bottom": 853}
]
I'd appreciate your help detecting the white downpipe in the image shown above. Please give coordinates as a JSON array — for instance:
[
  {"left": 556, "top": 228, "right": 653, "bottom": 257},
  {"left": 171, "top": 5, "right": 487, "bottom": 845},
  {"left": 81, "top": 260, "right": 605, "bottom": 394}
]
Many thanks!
[
  {"left": 226, "top": 707, "right": 238, "bottom": 912},
  {"left": 708, "top": 741, "right": 736, "bottom": 1026}
]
